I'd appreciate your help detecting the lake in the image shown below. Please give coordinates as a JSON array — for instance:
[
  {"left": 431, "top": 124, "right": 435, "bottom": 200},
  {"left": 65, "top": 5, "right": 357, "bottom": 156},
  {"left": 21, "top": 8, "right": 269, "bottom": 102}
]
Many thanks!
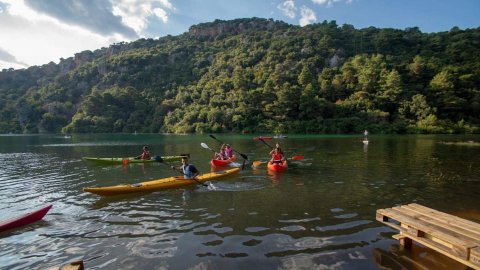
[{"left": 0, "top": 134, "right": 479, "bottom": 269}]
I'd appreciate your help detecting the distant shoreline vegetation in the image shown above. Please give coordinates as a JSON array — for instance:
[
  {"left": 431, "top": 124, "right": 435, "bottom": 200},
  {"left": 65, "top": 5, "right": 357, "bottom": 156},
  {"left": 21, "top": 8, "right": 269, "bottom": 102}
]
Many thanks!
[{"left": 0, "top": 18, "right": 479, "bottom": 134}]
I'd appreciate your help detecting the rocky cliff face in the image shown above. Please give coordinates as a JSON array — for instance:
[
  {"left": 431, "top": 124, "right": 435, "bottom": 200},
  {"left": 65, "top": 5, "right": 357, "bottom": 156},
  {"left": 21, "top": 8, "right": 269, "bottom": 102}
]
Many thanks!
[{"left": 188, "top": 18, "right": 288, "bottom": 39}]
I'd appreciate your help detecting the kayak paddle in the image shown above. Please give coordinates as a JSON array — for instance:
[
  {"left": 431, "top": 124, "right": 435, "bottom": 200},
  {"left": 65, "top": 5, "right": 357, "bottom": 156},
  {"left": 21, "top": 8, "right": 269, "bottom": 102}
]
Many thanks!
[
  {"left": 153, "top": 154, "right": 190, "bottom": 163},
  {"left": 256, "top": 138, "right": 304, "bottom": 160},
  {"left": 209, "top": 134, "right": 248, "bottom": 160},
  {"left": 201, "top": 142, "right": 216, "bottom": 153},
  {"left": 253, "top": 156, "right": 302, "bottom": 167},
  {"left": 252, "top": 160, "right": 267, "bottom": 167},
  {"left": 257, "top": 138, "right": 274, "bottom": 149}
]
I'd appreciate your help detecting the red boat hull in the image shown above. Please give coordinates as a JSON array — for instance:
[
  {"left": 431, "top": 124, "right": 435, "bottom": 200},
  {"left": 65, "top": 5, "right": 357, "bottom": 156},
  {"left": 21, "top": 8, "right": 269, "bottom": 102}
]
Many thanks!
[
  {"left": 253, "top": 136, "right": 273, "bottom": 141},
  {"left": 268, "top": 160, "right": 288, "bottom": 172},
  {"left": 0, "top": 204, "right": 52, "bottom": 233},
  {"left": 210, "top": 155, "right": 237, "bottom": 167}
]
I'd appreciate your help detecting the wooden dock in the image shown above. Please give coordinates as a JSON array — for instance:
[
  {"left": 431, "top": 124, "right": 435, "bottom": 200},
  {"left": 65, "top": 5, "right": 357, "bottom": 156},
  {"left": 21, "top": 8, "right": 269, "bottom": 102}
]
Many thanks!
[{"left": 376, "top": 203, "right": 480, "bottom": 269}]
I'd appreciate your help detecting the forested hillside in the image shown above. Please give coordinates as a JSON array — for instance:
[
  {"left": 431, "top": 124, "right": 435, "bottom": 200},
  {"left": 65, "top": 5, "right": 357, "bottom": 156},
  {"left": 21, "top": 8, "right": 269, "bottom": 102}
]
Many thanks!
[{"left": 1, "top": 18, "right": 479, "bottom": 134}]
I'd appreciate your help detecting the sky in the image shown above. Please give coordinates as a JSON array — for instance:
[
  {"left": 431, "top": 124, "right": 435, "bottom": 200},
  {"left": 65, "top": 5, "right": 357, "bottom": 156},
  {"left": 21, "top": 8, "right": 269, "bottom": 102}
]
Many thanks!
[{"left": 0, "top": 0, "right": 479, "bottom": 70}]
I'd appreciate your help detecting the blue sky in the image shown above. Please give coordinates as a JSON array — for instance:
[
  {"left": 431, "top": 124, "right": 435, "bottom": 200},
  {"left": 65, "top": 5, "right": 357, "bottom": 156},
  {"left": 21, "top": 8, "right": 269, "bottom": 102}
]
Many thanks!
[{"left": 0, "top": 0, "right": 479, "bottom": 70}]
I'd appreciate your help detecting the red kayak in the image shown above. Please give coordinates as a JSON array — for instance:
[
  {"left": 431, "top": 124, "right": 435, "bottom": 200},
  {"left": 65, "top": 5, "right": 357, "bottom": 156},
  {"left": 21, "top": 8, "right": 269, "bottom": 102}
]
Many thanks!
[
  {"left": 253, "top": 136, "right": 273, "bottom": 141},
  {"left": 0, "top": 204, "right": 52, "bottom": 233},
  {"left": 268, "top": 160, "right": 288, "bottom": 172},
  {"left": 210, "top": 155, "right": 237, "bottom": 167}
]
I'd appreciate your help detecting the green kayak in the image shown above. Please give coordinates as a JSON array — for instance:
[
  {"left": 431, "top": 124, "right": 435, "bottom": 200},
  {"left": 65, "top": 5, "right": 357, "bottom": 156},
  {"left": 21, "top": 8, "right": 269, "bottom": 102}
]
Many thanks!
[{"left": 82, "top": 155, "right": 187, "bottom": 165}]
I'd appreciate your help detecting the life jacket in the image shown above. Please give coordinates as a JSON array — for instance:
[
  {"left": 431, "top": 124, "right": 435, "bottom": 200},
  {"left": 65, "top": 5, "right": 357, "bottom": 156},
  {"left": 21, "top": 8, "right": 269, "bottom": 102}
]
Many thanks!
[
  {"left": 218, "top": 150, "right": 228, "bottom": 160},
  {"left": 272, "top": 152, "right": 283, "bottom": 162},
  {"left": 141, "top": 150, "right": 151, "bottom": 160},
  {"left": 225, "top": 148, "right": 233, "bottom": 158},
  {"left": 182, "top": 164, "right": 197, "bottom": 179}
]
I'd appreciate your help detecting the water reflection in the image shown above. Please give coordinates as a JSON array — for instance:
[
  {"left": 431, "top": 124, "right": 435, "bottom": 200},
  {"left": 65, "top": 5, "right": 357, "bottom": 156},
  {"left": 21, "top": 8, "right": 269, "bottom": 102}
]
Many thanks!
[
  {"left": 373, "top": 244, "right": 466, "bottom": 270},
  {"left": 0, "top": 134, "right": 479, "bottom": 269}
]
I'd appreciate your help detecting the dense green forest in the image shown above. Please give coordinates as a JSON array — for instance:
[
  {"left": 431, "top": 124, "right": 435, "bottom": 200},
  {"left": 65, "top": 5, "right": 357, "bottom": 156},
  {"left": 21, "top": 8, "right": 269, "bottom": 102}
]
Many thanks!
[{"left": 1, "top": 18, "right": 479, "bottom": 134}]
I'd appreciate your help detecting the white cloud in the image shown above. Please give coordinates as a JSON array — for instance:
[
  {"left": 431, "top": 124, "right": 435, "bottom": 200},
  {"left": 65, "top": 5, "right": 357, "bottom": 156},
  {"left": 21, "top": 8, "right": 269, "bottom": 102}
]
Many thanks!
[
  {"left": 299, "top": 6, "right": 316, "bottom": 26},
  {"left": 312, "top": 0, "right": 342, "bottom": 8},
  {"left": 158, "top": 0, "right": 174, "bottom": 10},
  {"left": 0, "top": 0, "right": 177, "bottom": 69},
  {"left": 153, "top": 8, "right": 168, "bottom": 23},
  {"left": 0, "top": 1, "right": 125, "bottom": 69},
  {"left": 112, "top": 0, "right": 174, "bottom": 34},
  {"left": 277, "top": 0, "right": 296, "bottom": 19}
]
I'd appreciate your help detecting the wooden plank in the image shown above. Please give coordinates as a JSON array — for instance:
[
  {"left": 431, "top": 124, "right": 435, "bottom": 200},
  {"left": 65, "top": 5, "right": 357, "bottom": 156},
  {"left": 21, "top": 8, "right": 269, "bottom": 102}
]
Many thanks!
[
  {"left": 402, "top": 205, "right": 480, "bottom": 238},
  {"left": 378, "top": 208, "right": 476, "bottom": 250},
  {"left": 377, "top": 204, "right": 480, "bottom": 269},
  {"left": 387, "top": 208, "right": 472, "bottom": 259},
  {"left": 402, "top": 204, "right": 480, "bottom": 240},
  {"left": 471, "top": 247, "right": 480, "bottom": 267},
  {"left": 392, "top": 233, "right": 413, "bottom": 249},
  {"left": 404, "top": 231, "right": 480, "bottom": 270},
  {"left": 395, "top": 205, "right": 480, "bottom": 245},
  {"left": 392, "top": 233, "right": 406, "bottom": 240},
  {"left": 407, "top": 203, "right": 480, "bottom": 233}
]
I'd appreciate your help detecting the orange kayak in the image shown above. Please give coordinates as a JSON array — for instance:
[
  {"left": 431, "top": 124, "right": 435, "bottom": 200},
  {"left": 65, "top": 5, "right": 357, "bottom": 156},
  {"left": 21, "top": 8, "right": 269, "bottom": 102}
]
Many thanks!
[{"left": 268, "top": 160, "right": 288, "bottom": 172}]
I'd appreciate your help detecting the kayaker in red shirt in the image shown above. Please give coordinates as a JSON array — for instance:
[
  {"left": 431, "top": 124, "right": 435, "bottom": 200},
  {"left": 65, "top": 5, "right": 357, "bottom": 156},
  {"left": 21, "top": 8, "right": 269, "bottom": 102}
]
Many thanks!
[
  {"left": 270, "top": 144, "right": 285, "bottom": 164},
  {"left": 136, "top": 145, "right": 151, "bottom": 160}
]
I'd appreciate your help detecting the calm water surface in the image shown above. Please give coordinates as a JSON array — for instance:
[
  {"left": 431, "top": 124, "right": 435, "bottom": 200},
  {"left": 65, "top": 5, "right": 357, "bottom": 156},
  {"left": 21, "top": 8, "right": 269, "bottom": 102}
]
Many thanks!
[{"left": 0, "top": 134, "right": 479, "bottom": 269}]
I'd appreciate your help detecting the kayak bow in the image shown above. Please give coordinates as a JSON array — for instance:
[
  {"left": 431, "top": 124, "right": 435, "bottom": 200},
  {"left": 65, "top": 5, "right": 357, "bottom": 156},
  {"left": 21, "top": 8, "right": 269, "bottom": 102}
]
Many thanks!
[
  {"left": 0, "top": 204, "right": 52, "bottom": 233},
  {"left": 267, "top": 160, "right": 288, "bottom": 172}
]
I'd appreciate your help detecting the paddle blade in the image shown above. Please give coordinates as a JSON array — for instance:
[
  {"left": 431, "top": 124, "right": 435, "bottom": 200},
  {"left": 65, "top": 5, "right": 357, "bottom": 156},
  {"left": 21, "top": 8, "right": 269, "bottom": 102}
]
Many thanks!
[
  {"left": 291, "top": 155, "right": 304, "bottom": 160},
  {"left": 252, "top": 160, "right": 265, "bottom": 167},
  {"left": 201, "top": 142, "right": 215, "bottom": 152}
]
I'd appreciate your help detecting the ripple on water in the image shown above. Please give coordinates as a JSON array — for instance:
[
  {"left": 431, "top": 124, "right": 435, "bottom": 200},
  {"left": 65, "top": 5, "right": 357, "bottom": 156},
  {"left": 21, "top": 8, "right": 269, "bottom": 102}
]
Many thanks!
[{"left": 205, "top": 175, "right": 270, "bottom": 191}]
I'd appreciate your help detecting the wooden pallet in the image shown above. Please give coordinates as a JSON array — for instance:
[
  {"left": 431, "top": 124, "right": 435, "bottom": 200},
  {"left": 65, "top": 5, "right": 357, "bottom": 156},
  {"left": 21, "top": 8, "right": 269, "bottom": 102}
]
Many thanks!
[{"left": 376, "top": 203, "right": 480, "bottom": 269}]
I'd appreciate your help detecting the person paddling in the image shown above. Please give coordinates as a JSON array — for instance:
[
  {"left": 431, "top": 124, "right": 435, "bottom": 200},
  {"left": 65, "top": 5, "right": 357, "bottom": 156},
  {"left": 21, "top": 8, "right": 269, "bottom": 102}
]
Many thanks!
[
  {"left": 214, "top": 144, "right": 228, "bottom": 160},
  {"left": 136, "top": 145, "right": 151, "bottom": 160},
  {"left": 172, "top": 157, "right": 200, "bottom": 179},
  {"left": 225, "top": 144, "right": 233, "bottom": 158},
  {"left": 269, "top": 143, "right": 285, "bottom": 164}
]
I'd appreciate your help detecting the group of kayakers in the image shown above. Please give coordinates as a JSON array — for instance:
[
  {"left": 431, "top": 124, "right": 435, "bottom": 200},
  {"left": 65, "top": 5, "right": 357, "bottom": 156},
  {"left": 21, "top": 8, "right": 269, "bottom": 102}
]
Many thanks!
[
  {"left": 213, "top": 142, "right": 285, "bottom": 164},
  {"left": 134, "top": 142, "right": 286, "bottom": 180}
]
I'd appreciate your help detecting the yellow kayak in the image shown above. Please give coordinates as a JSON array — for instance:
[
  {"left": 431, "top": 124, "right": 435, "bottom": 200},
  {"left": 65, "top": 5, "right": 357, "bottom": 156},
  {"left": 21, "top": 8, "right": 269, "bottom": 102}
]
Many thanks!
[{"left": 84, "top": 168, "right": 241, "bottom": 196}]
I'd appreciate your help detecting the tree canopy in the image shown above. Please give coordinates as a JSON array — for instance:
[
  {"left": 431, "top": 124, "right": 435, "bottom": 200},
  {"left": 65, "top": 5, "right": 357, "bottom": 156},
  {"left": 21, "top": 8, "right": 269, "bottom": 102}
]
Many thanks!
[{"left": 1, "top": 18, "right": 479, "bottom": 134}]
